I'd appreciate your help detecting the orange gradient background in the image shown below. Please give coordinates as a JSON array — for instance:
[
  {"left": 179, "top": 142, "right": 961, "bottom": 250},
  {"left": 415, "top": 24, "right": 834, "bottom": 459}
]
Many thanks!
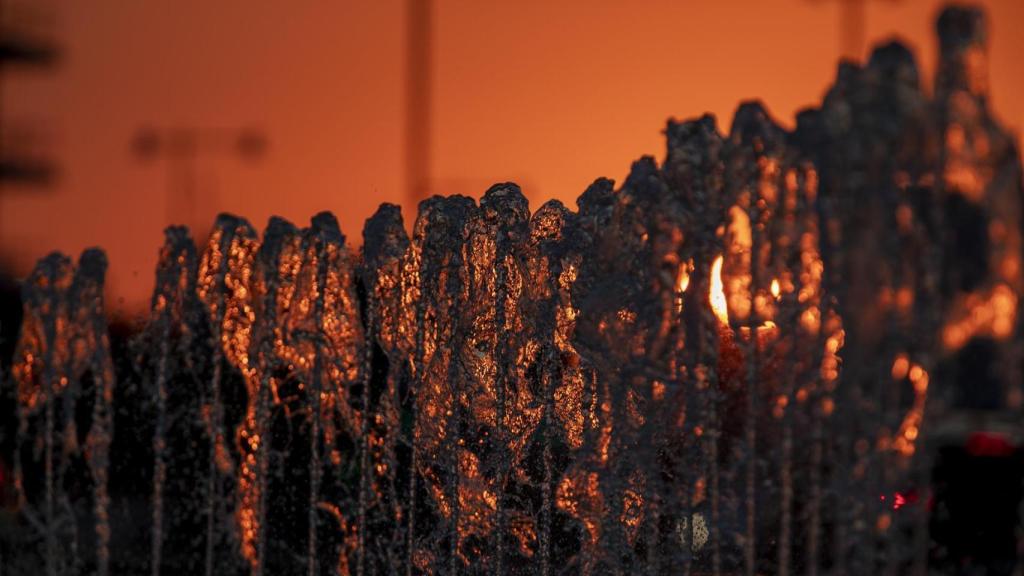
[{"left": 0, "top": 0, "right": 1021, "bottom": 317}]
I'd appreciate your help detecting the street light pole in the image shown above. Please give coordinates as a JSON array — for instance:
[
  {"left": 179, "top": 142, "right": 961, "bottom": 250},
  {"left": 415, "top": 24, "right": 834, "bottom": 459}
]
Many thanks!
[{"left": 405, "top": 0, "right": 433, "bottom": 211}]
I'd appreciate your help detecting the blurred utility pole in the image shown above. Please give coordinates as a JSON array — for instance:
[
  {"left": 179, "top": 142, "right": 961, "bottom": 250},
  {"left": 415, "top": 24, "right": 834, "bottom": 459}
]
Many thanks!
[
  {"left": 839, "top": 0, "right": 867, "bottom": 60},
  {"left": 132, "top": 126, "right": 267, "bottom": 238},
  {"left": 405, "top": 0, "right": 432, "bottom": 211},
  {"left": 815, "top": 0, "right": 901, "bottom": 61}
]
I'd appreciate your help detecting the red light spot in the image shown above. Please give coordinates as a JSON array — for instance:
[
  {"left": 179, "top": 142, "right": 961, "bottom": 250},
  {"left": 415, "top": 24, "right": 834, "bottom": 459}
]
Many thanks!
[
  {"left": 893, "top": 493, "right": 906, "bottom": 510},
  {"left": 966, "top": 432, "right": 1016, "bottom": 457}
]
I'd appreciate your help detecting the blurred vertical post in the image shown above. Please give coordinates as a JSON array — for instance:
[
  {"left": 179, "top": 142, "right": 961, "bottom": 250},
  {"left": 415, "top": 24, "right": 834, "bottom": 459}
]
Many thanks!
[
  {"left": 405, "top": 0, "right": 432, "bottom": 210},
  {"left": 832, "top": 0, "right": 907, "bottom": 61},
  {"left": 839, "top": 0, "right": 866, "bottom": 60},
  {"left": 814, "top": 0, "right": 902, "bottom": 62}
]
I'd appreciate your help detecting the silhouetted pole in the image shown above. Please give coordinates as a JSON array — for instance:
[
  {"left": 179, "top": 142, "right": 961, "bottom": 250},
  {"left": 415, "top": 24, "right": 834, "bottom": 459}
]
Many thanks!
[
  {"left": 815, "top": 0, "right": 900, "bottom": 61},
  {"left": 405, "top": 0, "right": 432, "bottom": 210},
  {"left": 839, "top": 0, "right": 866, "bottom": 59}
]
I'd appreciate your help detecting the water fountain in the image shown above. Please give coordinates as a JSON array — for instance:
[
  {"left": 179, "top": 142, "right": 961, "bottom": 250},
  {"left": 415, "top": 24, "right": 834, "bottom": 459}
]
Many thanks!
[{"left": 2, "top": 5, "right": 1022, "bottom": 575}]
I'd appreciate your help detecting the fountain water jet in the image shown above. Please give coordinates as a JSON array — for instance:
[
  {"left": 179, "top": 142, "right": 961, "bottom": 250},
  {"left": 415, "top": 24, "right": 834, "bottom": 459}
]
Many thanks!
[{"left": 2, "top": 5, "right": 1022, "bottom": 575}]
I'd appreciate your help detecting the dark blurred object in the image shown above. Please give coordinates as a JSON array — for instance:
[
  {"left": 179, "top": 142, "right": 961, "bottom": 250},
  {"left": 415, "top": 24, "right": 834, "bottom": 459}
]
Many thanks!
[
  {"left": 0, "top": 264, "right": 22, "bottom": 515},
  {"left": 0, "top": 119, "right": 56, "bottom": 185},
  {"left": 0, "top": 264, "right": 20, "bottom": 373},
  {"left": 0, "top": 0, "right": 59, "bottom": 185},
  {"left": 0, "top": 25, "right": 56, "bottom": 66},
  {"left": 808, "top": 0, "right": 904, "bottom": 59},
  {"left": 404, "top": 0, "right": 432, "bottom": 207},
  {"left": 132, "top": 127, "right": 268, "bottom": 162},
  {"left": 235, "top": 128, "right": 267, "bottom": 161},
  {"left": 929, "top": 415, "right": 1024, "bottom": 576}
]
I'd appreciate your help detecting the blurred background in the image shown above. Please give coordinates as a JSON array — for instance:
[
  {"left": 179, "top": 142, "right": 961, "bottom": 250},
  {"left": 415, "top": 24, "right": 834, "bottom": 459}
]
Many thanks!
[{"left": 0, "top": 0, "right": 1021, "bottom": 319}]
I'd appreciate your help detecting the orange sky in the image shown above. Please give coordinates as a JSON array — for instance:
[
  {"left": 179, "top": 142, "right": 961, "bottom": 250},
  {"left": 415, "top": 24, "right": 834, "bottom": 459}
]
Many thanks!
[{"left": 0, "top": 0, "right": 1021, "bottom": 317}]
